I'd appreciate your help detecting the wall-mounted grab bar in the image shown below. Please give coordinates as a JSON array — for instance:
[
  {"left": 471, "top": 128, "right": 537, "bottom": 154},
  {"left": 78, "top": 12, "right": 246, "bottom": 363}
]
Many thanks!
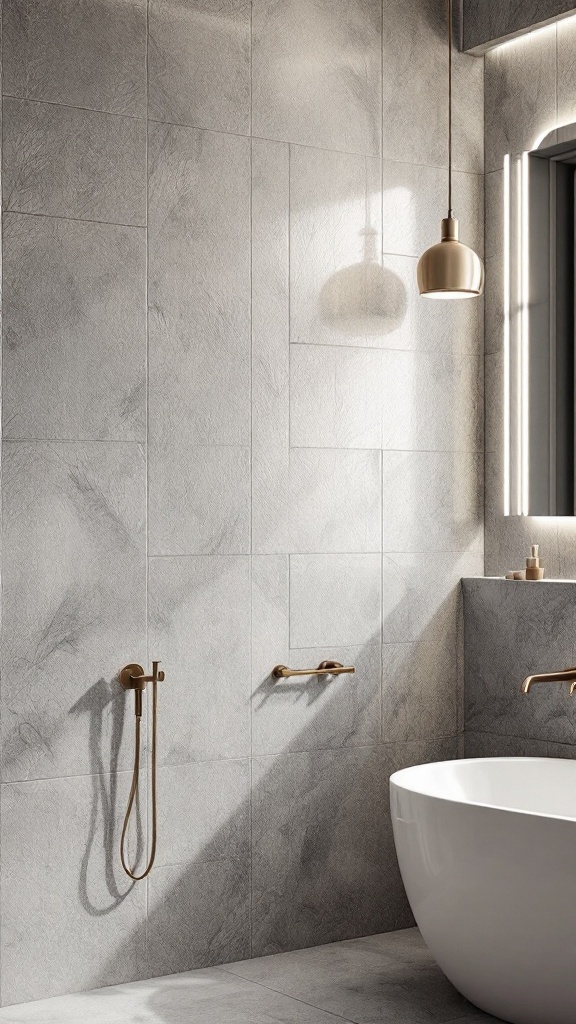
[{"left": 272, "top": 660, "right": 355, "bottom": 679}]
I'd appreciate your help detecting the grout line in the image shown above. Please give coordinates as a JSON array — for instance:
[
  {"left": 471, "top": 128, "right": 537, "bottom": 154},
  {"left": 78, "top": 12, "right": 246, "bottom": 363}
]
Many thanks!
[
  {"left": 2, "top": 208, "right": 146, "bottom": 230},
  {"left": 213, "top": 967, "right": 358, "bottom": 1024},
  {"left": 1, "top": 93, "right": 147, "bottom": 121}
]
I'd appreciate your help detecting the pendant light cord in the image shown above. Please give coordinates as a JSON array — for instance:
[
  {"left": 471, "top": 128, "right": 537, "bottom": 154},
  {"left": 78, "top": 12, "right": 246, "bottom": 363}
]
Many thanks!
[{"left": 447, "top": 0, "right": 453, "bottom": 217}]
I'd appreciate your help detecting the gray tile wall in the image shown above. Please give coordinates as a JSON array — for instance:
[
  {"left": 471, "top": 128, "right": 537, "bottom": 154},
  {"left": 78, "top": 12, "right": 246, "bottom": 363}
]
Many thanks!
[
  {"left": 463, "top": 578, "right": 576, "bottom": 758},
  {"left": 484, "top": 18, "right": 576, "bottom": 578},
  {"left": 0, "top": 0, "right": 483, "bottom": 1006}
]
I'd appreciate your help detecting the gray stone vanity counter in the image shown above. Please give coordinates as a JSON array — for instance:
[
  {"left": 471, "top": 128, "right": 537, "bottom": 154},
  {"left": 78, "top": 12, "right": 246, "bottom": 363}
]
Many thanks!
[{"left": 462, "top": 577, "right": 576, "bottom": 759}]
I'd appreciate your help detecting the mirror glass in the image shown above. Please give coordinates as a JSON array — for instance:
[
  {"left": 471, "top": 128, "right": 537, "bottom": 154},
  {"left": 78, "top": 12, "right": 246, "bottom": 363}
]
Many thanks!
[{"left": 505, "top": 125, "right": 576, "bottom": 516}]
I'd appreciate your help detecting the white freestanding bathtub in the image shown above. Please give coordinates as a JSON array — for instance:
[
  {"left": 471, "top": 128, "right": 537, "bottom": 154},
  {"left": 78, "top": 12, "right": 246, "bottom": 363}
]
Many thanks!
[{"left": 390, "top": 757, "right": 576, "bottom": 1024}]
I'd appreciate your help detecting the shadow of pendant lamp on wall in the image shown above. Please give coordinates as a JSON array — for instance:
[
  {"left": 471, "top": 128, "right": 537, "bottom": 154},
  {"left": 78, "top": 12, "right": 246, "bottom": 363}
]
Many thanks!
[{"left": 417, "top": 0, "right": 484, "bottom": 299}]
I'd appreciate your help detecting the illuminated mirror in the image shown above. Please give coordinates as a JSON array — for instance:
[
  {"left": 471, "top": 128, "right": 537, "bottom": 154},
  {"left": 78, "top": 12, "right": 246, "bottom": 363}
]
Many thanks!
[{"left": 504, "top": 125, "right": 576, "bottom": 516}]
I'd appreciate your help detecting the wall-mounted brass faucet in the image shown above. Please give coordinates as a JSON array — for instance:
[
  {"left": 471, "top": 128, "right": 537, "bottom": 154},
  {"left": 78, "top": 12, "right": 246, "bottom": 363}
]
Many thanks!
[
  {"left": 119, "top": 660, "right": 165, "bottom": 881},
  {"left": 520, "top": 666, "right": 576, "bottom": 695}
]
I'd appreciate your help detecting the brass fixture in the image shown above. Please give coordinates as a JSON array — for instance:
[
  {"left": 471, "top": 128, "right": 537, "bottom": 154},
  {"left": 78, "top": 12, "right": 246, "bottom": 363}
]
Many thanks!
[
  {"left": 272, "top": 660, "right": 355, "bottom": 680},
  {"left": 119, "top": 661, "right": 165, "bottom": 881},
  {"left": 416, "top": 0, "right": 484, "bottom": 298},
  {"left": 520, "top": 667, "right": 576, "bottom": 695}
]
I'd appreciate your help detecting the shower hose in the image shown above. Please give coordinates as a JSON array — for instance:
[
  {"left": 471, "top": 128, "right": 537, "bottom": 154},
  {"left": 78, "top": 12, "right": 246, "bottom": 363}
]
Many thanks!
[{"left": 120, "top": 677, "right": 158, "bottom": 880}]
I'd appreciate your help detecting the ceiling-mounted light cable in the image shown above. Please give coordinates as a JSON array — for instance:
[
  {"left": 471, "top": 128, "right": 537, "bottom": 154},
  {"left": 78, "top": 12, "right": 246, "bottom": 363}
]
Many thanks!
[{"left": 416, "top": 0, "right": 484, "bottom": 298}]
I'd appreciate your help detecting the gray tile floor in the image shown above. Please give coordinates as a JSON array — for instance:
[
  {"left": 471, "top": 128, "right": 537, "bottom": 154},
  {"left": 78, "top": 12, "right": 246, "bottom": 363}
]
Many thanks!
[{"left": 0, "top": 928, "right": 502, "bottom": 1023}]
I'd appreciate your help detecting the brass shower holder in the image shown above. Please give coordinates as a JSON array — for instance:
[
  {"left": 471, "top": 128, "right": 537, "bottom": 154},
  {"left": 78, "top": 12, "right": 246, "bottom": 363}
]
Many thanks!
[
  {"left": 272, "top": 660, "right": 355, "bottom": 680},
  {"left": 120, "top": 661, "right": 165, "bottom": 718}
]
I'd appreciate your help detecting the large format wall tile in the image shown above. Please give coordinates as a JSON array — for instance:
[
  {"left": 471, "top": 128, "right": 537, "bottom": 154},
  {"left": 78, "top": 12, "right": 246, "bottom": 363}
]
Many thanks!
[
  {"left": 252, "top": 139, "right": 290, "bottom": 449},
  {"left": 382, "top": 640, "right": 459, "bottom": 743},
  {"left": 252, "top": 447, "right": 381, "bottom": 554},
  {"left": 484, "top": 26, "right": 557, "bottom": 171},
  {"left": 3, "top": 214, "right": 146, "bottom": 441},
  {"left": 380, "top": 350, "right": 483, "bottom": 453},
  {"left": 377, "top": 254, "right": 483, "bottom": 354},
  {"left": 1, "top": 772, "right": 147, "bottom": 1004},
  {"left": 382, "top": 0, "right": 447, "bottom": 167},
  {"left": 382, "top": 551, "right": 482, "bottom": 646},
  {"left": 148, "top": 556, "right": 251, "bottom": 765},
  {"left": 3, "top": 98, "right": 146, "bottom": 224},
  {"left": 291, "top": 346, "right": 482, "bottom": 452},
  {"left": 463, "top": 579, "right": 576, "bottom": 746},
  {"left": 148, "top": 123, "right": 251, "bottom": 449},
  {"left": 382, "top": 163, "right": 484, "bottom": 260},
  {"left": 251, "top": 747, "right": 396, "bottom": 955},
  {"left": 382, "top": 451, "right": 483, "bottom": 553},
  {"left": 290, "top": 554, "right": 381, "bottom": 648},
  {"left": 252, "top": 0, "right": 381, "bottom": 155},
  {"left": 148, "top": 443, "right": 251, "bottom": 555},
  {"left": 3, "top": 0, "right": 147, "bottom": 116},
  {"left": 1, "top": 442, "right": 146, "bottom": 782},
  {"left": 289, "top": 146, "right": 383, "bottom": 348},
  {"left": 147, "top": 760, "right": 250, "bottom": 975},
  {"left": 290, "top": 345, "right": 383, "bottom": 449},
  {"left": 149, "top": 0, "right": 250, "bottom": 134}
]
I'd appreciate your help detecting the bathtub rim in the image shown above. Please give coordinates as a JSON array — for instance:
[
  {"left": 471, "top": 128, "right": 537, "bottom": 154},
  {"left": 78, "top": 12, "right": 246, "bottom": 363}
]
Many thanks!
[{"left": 390, "top": 755, "right": 576, "bottom": 825}]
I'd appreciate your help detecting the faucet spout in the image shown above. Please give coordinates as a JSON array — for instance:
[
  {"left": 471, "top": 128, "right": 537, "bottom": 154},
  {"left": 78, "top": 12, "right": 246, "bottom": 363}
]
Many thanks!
[{"left": 521, "top": 667, "right": 576, "bottom": 694}]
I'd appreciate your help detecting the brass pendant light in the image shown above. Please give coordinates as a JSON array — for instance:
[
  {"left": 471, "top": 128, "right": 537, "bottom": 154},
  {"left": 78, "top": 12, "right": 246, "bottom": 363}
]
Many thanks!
[{"left": 417, "top": 0, "right": 484, "bottom": 299}]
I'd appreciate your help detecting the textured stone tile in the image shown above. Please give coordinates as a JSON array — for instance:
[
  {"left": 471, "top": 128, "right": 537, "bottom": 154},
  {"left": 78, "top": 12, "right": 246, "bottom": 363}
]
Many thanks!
[
  {"left": 382, "top": 163, "right": 483, "bottom": 260},
  {"left": 382, "top": 640, "right": 459, "bottom": 744},
  {"left": 384, "top": 736, "right": 459, "bottom": 776},
  {"left": 464, "top": 731, "right": 550, "bottom": 759},
  {"left": 252, "top": 642, "right": 381, "bottom": 756},
  {"left": 484, "top": 254, "right": 505, "bottom": 355},
  {"left": 290, "top": 554, "right": 381, "bottom": 648},
  {"left": 0, "top": 966, "right": 352, "bottom": 1023},
  {"left": 382, "top": 451, "right": 483, "bottom": 553},
  {"left": 1, "top": 772, "right": 147, "bottom": 1004},
  {"left": 382, "top": 551, "right": 483, "bottom": 645},
  {"left": 1, "top": 442, "right": 146, "bottom": 783},
  {"left": 226, "top": 926, "right": 472, "bottom": 1022},
  {"left": 253, "top": 447, "right": 381, "bottom": 554},
  {"left": 3, "top": 0, "right": 147, "bottom": 115},
  {"left": 484, "top": 351, "right": 504, "bottom": 458},
  {"left": 485, "top": 170, "right": 504, "bottom": 260},
  {"left": 382, "top": 0, "right": 447, "bottom": 167},
  {"left": 148, "top": 556, "right": 250, "bottom": 765},
  {"left": 252, "top": 0, "right": 381, "bottom": 155},
  {"left": 485, "top": 27, "right": 556, "bottom": 171},
  {"left": 290, "top": 345, "right": 383, "bottom": 450},
  {"left": 149, "top": 0, "right": 250, "bottom": 134},
  {"left": 381, "top": 350, "right": 483, "bottom": 454},
  {"left": 147, "top": 759, "right": 250, "bottom": 975},
  {"left": 148, "top": 444, "right": 250, "bottom": 556},
  {"left": 250, "top": 747, "right": 402, "bottom": 955},
  {"left": 148, "top": 123, "right": 251, "bottom": 449},
  {"left": 3, "top": 98, "right": 146, "bottom": 224},
  {"left": 252, "top": 140, "right": 290, "bottom": 449},
  {"left": 290, "top": 147, "right": 383, "bottom": 349},
  {"left": 463, "top": 578, "right": 576, "bottom": 745},
  {"left": 3, "top": 213, "right": 146, "bottom": 441},
  {"left": 557, "top": 17, "right": 576, "bottom": 132}
]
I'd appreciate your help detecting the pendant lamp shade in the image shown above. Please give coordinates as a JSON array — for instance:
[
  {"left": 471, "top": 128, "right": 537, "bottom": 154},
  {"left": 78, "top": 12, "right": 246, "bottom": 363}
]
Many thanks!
[
  {"left": 417, "top": 0, "right": 484, "bottom": 299},
  {"left": 417, "top": 217, "right": 485, "bottom": 299}
]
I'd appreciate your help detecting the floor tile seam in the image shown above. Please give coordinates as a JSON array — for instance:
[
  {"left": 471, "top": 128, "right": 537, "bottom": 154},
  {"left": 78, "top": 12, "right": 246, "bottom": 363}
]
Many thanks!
[{"left": 212, "top": 965, "right": 358, "bottom": 1024}]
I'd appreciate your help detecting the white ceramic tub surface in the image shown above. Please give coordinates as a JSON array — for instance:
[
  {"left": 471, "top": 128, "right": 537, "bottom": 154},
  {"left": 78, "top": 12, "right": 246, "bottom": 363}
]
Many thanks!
[{"left": 390, "top": 757, "right": 576, "bottom": 1024}]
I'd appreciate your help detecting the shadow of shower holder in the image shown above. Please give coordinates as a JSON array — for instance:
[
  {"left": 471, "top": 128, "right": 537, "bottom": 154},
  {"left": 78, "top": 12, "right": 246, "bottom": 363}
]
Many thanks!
[{"left": 272, "top": 660, "right": 355, "bottom": 680}]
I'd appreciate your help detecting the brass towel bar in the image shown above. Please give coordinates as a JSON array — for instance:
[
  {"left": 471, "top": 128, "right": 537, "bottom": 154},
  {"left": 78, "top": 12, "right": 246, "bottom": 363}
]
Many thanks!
[{"left": 272, "top": 660, "right": 355, "bottom": 680}]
